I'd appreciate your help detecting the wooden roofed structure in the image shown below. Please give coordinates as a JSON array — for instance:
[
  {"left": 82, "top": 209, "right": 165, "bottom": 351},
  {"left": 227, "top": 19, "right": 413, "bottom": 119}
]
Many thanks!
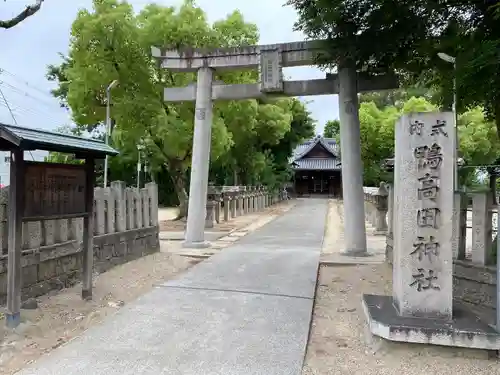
[{"left": 0, "top": 123, "right": 118, "bottom": 328}]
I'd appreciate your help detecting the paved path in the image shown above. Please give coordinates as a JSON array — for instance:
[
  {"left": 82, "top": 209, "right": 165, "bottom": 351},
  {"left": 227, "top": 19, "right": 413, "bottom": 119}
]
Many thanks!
[{"left": 16, "top": 198, "right": 328, "bottom": 375}]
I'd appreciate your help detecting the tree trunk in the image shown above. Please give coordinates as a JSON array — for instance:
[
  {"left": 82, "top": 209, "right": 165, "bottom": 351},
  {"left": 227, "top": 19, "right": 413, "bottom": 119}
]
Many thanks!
[
  {"left": 489, "top": 173, "right": 497, "bottom": 205},
  {"left": 233, "top": 169, "right": 238, "bottom": 185},
  {"left": 169, "top": 166, "right": 188, "bottom": 220}
]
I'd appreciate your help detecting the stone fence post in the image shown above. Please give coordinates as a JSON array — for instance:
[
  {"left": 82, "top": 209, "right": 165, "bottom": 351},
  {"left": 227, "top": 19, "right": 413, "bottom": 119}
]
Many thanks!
[
  {"left": 452, "top": 192, "right": 467, "bottom": 260},
  {"left": 205, "top": 184, "right": 219, "bottom": 228},
  {"left": 471, "top": 192, "right": 494, "bottom": 265},
  {"left": 223, "top": 191, "right": 230, "bottom": 222},
  {"left": 230, "top": 189, "right": 237, "bottom": 218},
  {"left": 385, "top": 182, "right": 394, "bottom": 265},
  {"left": 373, "top": 183, "right": 388, "bottom": 234},
  {"left": 111, "top": 181, "right": 127, "bottom": 232},
  {"left": 238, "top": 186, "right": 246, "bottom": 216},
  {"left": 146, "top": 182, "right": 159, "bottom": 227}
]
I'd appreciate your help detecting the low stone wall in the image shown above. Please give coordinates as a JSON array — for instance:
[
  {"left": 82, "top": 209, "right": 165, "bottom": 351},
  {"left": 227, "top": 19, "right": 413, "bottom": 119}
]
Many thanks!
[
  {"left": 206, "top": 185, "right": 287, "bottom": 228},
  {"left": 0, "top": 181, "right": 159, "bottom": 304},
  {"left": 363, "top": 185, "right": 498, "bottom": 325},
  {"left": 453, "top": 261, "right": 496, "bottom": 326}
]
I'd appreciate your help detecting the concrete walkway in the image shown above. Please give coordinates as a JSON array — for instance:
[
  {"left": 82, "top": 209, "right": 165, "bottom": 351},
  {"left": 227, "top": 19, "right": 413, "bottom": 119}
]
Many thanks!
[{"left": 16, "top": 199, "right": 328, "bottom": 375}]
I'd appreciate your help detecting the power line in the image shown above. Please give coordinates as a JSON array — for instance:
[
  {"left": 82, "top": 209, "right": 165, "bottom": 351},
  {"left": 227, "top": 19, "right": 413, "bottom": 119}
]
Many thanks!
[
  {"left": 0, "top": 86, "right": 35, "bottom": 161},
  {"left": 0, "top": 101, "right": 65, "bottom": 125},
  {"left": 0, "top": 86, "right": 17, "bottom": 125},
  {"left": 0, "top": 80, "right": 69, "bottom": 124},
  {"left": 0, "top": 67, "right": 69, "bottom": 122},
  {"left": 0, "top": 81, "right": 63, "bottom": 116}
]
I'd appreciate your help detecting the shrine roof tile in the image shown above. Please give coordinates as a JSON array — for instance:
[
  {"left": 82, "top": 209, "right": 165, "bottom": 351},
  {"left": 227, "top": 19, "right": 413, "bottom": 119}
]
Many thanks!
[{"left": 0, "top": 123, "right": 118, "bottom": 158}]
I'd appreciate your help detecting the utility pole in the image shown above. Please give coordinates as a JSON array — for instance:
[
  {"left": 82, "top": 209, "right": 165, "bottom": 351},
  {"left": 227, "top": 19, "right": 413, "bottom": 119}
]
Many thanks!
[{"left": 104, "top": 79, "right": 118, "bottom": 187}]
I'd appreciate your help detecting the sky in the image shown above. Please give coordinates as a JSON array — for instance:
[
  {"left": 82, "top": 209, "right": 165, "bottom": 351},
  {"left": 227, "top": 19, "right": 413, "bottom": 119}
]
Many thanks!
[{"left": 0, "top": 0, "right": 339, "bottom": 135}]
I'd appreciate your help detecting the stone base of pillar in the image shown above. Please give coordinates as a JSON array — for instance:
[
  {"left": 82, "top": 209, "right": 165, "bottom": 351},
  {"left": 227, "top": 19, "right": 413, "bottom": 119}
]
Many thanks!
[
  {"left": 341, "top": 249, "right": 373, "bottom": 257},
  {"left": 182, "top": 240, "right": 211, "bottom": 249},
  {"left": 362, "top": 294, "right": 500, "bottom": 351}
]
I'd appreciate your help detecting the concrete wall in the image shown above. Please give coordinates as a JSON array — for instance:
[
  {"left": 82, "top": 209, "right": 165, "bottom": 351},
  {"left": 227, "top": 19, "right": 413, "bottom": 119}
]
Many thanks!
[{"left": 0, "top": 181, "right": 159, "bottom": 304}]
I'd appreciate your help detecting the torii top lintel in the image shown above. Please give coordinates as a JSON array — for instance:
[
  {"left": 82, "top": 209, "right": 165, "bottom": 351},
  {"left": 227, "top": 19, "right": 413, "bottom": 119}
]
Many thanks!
[{"left": 151, "top": 40, "right": 324, "bottom": 72}]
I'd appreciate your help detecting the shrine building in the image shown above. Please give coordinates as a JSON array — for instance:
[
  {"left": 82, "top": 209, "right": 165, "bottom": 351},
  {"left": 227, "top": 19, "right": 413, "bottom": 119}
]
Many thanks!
[{"left": 290, "top": 135, "right": 342, "bottom": 197}]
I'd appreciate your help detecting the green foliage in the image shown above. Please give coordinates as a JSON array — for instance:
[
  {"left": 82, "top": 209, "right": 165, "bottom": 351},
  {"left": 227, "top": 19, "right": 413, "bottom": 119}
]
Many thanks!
[
  {"left": 287, "top": 0, "right": 500, "bottom": 143},
  {"left": 329, "top": 97, "right": 499, "bottom": 187},
  {"left": 323, "top": 119, "right": 339, "bottom": 138},
  {"left": 48, "top": 0, "right": 313, "bottom": 213},
  {"left": 286, "top": 0, "right": 436, "bottom": 72}
]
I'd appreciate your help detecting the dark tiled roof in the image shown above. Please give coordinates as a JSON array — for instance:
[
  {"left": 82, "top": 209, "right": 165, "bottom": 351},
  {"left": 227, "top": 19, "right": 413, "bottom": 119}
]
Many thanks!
[
  {"left": 291, "top": 135, "right": 340, "bottom": 171},
  {"left": 293, "top": 158, "right": 341, "bottom": 170},
  {"left": 292, "top": 135, "right": 339, "bottom": 160},
  {"left": 0, "top": 123, "right": 118, "bottom": 158}
]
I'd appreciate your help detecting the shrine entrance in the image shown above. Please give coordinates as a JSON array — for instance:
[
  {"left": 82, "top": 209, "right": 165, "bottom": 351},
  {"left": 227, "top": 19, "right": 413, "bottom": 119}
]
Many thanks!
[{"left": 294, "top": 170, "right": 341, "bottom": 197}]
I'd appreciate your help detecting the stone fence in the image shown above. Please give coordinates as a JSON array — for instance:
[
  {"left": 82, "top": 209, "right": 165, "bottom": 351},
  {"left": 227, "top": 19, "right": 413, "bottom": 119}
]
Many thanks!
[
  {"left": 205, "top": 185, "right": 286, "bottom": 228},
  {"left": 0, "top": 181, "right": 159, "bottom": 304},
  {"left": 363, "top": 185, "right": 498, "bottom": 325}
]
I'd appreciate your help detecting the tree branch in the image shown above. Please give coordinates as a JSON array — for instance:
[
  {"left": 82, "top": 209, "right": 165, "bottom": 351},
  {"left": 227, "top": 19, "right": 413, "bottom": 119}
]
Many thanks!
[{"left": 0, "top": 0, "right": 44, "bottom": 29}]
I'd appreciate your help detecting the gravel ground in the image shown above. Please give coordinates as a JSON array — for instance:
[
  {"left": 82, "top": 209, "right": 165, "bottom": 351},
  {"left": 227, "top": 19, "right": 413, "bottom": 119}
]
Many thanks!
[
  {"left": 303, "top": 199, "right": 500, "bottom": 375},
  {"left": 0, "top": 249, "right": 194, "bottom": 375}
]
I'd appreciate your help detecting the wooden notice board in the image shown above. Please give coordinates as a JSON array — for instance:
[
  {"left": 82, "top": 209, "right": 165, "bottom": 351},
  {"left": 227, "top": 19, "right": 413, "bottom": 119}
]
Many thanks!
[{"left": 23, "top": 162, "right": 87, "bottom": 219}]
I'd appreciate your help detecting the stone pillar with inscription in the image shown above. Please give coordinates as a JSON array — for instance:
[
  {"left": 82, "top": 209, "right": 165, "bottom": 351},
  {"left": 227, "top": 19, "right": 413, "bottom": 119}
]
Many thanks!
[
  {"left": 361, "top": 113, "right": 500, "bottom": 351},
  {"left": 363, "top": 112, "right": 500, "bottom": 349},
  {"left": 392, "top": 112, "right": 455, "bottom": 319}
]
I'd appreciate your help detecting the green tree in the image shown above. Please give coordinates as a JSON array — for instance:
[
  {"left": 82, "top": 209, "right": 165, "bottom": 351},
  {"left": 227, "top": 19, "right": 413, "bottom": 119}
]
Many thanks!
[
  {"left": 457, "top": 107, "right": 500, "bottom": 190},
  {"left": 287, "top": 0, "right": 437, "bottom": 74},
  {"left": 323, "top": 119, "right": 339, "bottom": 138},
  {"left": 50, "top": 0, "right": 303, "bottom": 218},
  {"left": 329, "top": 97, "right": 438, "bottom": 186}
]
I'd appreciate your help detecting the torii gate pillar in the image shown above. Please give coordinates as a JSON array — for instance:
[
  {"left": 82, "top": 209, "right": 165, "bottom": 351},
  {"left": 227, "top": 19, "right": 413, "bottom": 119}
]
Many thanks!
[
  {"left": 185, "top": 67, "right": 214, "bottom": 247},
  {"left": 338, "top": 67, "right": 367, "bottom": 255}
]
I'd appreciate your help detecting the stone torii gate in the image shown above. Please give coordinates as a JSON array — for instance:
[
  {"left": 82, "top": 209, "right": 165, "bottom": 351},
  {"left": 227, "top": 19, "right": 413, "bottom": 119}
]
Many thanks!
[{"left": 152, "top": 41, "right": 398, "bottom": 253}]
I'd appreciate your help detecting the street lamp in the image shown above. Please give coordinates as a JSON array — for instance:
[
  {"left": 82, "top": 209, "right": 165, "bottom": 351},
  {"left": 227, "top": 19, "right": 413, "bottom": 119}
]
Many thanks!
[
  {"left": 104, "top": 79, "right": 119, "bottom": 187},
  {"left": 437, "top": 52, "right": 458, "bottom": 191}
]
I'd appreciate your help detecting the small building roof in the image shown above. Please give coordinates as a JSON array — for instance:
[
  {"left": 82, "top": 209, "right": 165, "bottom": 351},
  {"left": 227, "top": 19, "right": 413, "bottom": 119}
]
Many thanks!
[
  {"left": 292, "top": 135, "right": 339, "bottom": 161},
  {"left": 293, "top": 158, "right": 341, "bottom": 171},
  {"left": 0, "top": 123, "right": 118, "bottom": 159},
  {"left": 290, "top": 135, "right": 341, "bottom": 171}
]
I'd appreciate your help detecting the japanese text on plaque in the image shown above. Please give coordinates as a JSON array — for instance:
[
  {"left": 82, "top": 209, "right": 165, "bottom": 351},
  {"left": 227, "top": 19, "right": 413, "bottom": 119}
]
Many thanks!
[{"left": 408, "top": 119, "right": 448, "bottom": 292}]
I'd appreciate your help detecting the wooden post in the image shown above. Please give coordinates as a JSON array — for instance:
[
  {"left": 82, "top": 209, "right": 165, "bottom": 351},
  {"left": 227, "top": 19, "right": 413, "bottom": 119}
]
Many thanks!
[
  {"left": 82, "top": 158, "right": 95, "bottom": 300},
  {"left": 6, "top": 150, "right": 24, "bottom": 328}
]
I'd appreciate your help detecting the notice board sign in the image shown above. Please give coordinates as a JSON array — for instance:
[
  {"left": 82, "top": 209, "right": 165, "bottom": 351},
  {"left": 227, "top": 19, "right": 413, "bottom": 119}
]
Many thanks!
[{"left": 24, "top": 162, "right": 87, "bottom": 218}]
